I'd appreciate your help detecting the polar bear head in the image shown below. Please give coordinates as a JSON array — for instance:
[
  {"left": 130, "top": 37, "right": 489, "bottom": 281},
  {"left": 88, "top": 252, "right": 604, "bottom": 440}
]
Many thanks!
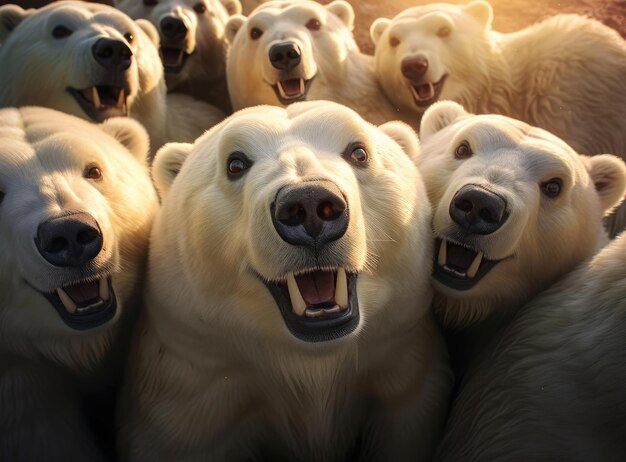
[
  {"left": 418, "top": 101, "right": 626, "bottom": 326},
  {"left": 0, "top": 1, "right": 164, "bottom": 124},
  {"left": 224, "top": 0, "right": 358, "bottom": 110},
  {"left": 0, "top": 107, "right": 157, "bottom": 369},
  {"left": 370, "top": 1, "right": 495, "bottom": 116},
  {"left": 116, "top": 0, "right": 241, "bottom": 90},
  {"left": 151, "top": 100, "right": 430, "bottom": 347}
]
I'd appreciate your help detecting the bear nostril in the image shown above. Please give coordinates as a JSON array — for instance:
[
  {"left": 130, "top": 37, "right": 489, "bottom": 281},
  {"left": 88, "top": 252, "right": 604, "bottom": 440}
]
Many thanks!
[
  {"left": 77, "top": 228, "right": 98, "bottom": 244},
  {"left": 317, "top": 201, "right": 342, "bottom": 221},
  {"left": 278, "top": 204, "right": 306, "bottom": 226},
  {"left": 480, "top": 208, "right": 495, "bottom": 223},
  {"left": 455, "top": 199, "right": 473, "bottom": 213}
]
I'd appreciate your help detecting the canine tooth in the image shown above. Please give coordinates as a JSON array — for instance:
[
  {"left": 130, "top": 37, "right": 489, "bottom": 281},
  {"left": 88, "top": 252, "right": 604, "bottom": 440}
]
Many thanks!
[
  {"left": 92, "top": 87, "right": 101, "bottom": 109},
  {"left": 466, "top": 251, "right": 484, "bottom": 279},
  {"left": 335, "top": 268, "right": 348, "bottom": 309},
  {"left": 117, "top": 88, "right": 125, "bottom": 108},
  {"left": 298, "top": 78, "right": 304, "bottom": 94},
  {"left": 287, "top": 273, "right": 307, "bottom": 316},
  {"left": 277, "top": 81, "right": 286, "bottom": 99},
  {"left": 99, "top": 278, "right": 110, "bottom": 301},
  {"left": 427, "top": 82, "right": 435, "bottom": 98},
  {"left": 56, "top": 288, "right": 77, "bottom": 314},
  {"left": 438, "top": 239, "right": 447, "bottom": 267}
]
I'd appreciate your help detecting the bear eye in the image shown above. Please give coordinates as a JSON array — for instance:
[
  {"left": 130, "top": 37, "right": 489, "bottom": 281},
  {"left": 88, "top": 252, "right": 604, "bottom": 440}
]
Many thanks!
[
  {"left": 227, "top": 152, "right": 252, "bottom": 179},
  {"left": 250, "top": 27, "right": 263, "bottom": 40},
  {"left": 437, "top": 26, "right": 451, "bottom": 38},
  {"left": 306, "top": 18, "right": 321, "bottom": 31},
  {"left": 143, "top": 0, "right": 158, "bottom": 6},
  {"left": 194, "top": 2, "right": 207, "bottom": 14},
  {"left": 454, "top": 141, "right": 472, "bottom": 159},
  {"left": 124, "top": 32, "right": 134, "bottom": 43},
  {"left": 541, "top": 178, "right": 562, "bottom": 198},
  {"left": 344, "top": 143, "right": 369, "bottom": 167},
  {"left": 389, "top": 36, "right": 400, "bottom": 48},
  {"left": 84, "top": 165, "right": 103, "bottom": 181},
  {"left": 52, "top": 25, "right": 73, "bottom": 39}
]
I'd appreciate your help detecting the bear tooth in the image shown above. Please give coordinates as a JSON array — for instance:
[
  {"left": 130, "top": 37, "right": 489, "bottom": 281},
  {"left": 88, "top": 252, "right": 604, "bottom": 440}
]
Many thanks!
[
  {"left": 335, "top": 268, "right": 348, "bottom": 309},
  {"left": 287, "top": 273, "right": 307, "bottom": 316},
  {"left": 438, "top": 239, "right": 447, "bottom": 267},
  {"left": 298, "top": 78, "right": 305, "bottom": 95},
  {"left": 427, "top": 82, "right": 435, "bottom": 99},
  {"left": 466, "top": 251, "right": 484, "bottom": 279},
  {"left": 92, "top": 87, "right": 101, "bottom": 109},
  {"left": 56, "top": 288, "right": 77, "bottom": 314},
  {"left": 116, "top": 88, "right": 125, "bottom": 108},
  {"left": 99, "top": 277, "right": 110, "bottom": 301}
]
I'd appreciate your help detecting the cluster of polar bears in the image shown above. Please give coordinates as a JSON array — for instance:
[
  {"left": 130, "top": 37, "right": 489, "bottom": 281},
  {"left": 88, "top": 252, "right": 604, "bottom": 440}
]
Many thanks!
[{"left": 0, "top": 0, "right": 625, "bottom": 460}]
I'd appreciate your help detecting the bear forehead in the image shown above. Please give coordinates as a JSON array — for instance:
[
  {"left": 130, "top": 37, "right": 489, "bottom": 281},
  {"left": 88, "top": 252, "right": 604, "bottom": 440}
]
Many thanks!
[
  {"left": 395, "top": 3, "right": 465, "bottom": 21},
  {"left": 35, "top": 1, "right": 134, "bottom": 29},
  {"left": 252, "top": 1, "right": 323, "bottom": 19}
]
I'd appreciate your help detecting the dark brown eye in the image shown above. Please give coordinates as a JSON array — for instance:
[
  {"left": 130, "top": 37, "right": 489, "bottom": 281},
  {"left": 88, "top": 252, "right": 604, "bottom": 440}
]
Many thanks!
[
  {"left": 124, "top": 32, "right": 134, "bottom": 43},
  {"left": 250, "top": 27, "right": 263, "bottom": 40},
  {"left": 194, "top": 2, "right": 207, "bottom": 14},
  {"left": 143, "top": 0, "right": 157, "bottom": 6},
  {"left": 455, "top": 141, "right": 472, "bottom": 159},
  {"left": 437, "top": 26, "right": 451, "bottom": 38},
  {"left": 541, "top": 178, "right": 562, "bottom": 198},
  {"left": 227, "top": 152, "right": 252, "bottom": 179},
  {"left": 52, "top": 25, "right": 73, "bottom": 39},
  {"left": 389, "top": 36, "right": 400, "bottom": 47},
  {"left": 344, "top": 144, "right": 369, "bottom": 166},
  {"left": 306, "top": 18, "right": 321, "bottom": 31},
  {"left": 85, "top": 165, "right": 103, "bottom": 180}
]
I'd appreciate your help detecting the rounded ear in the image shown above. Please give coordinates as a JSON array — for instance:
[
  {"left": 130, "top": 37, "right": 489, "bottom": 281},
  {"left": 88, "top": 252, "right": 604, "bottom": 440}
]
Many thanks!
[
  {"left": 136, "top": 18, "right": 160, "bottom": 46},
  {"left": 0, "top": 4, "right": 30, "bottom": 43},
  {"left": 221, "top": 0, "right": 242, "bottom": 16},
  {"left": 152, "top": 142, "right": 193, "bottom": 197},
  {"left": 370, "top": 17, "right": 391, "bottom": 46},
  {"left": 378, "top": 121, "right": 420, "bottom": 163},
  {"left": 326, "top": 1, "right": 355, "bottom": 30},
  {"left": 100, "top": 118, "right": 151, "bottom": 164},
  {"left": 419, "top": 101, "right": 470, "bottom": 140},
  {"left": 225, "top": 14, "right": 246, "bottom": 44},
  {"left": 583, "top": 154, "right": 626, "bottom": 214},
  {"left": 463, "top": 0, "right": 493, "bottom": 28}
]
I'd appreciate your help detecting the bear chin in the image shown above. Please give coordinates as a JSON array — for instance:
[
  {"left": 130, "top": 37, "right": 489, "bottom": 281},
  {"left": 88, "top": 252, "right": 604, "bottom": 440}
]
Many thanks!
[{"left": 264, "top": 268, "right": 360, "bottom": 343}]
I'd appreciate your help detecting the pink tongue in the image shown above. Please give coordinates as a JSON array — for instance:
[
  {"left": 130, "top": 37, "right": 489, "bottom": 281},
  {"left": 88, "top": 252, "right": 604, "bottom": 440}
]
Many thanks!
[
  {"left": 64, "top": 280, "right": 99, "bottom": 304},
  {"left": 295, "top": 271, "right": 335, "bottom": 306},
  {"left": 280, "top": 79, "right": 302, "bottom": 97},
  {"left": 416, "top": 83, "right": 432, "bottom": 99}
]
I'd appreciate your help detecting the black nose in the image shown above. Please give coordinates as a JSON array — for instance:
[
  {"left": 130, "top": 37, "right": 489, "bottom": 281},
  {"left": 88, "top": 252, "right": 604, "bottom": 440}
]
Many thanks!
[
  {"left": 92, "top": 38, "right": 133, "bottom": 71},
  {"left": 272, "top": 181, "right": 348, "bottom": 250},
  {"left": 160, "top": 16, "right": 188, "bottom": 42},
  {"left": 449, "top": 185, "right": 508, "bottom": 235},
  {"left": 269, "top": 42, "right": 301, "bottom": 71},
  {"left": 401, "top": 55, "right": 428, "bottom": 81},
  {"left": 35, "top": 213, "right": 103, "bottom": 267}
]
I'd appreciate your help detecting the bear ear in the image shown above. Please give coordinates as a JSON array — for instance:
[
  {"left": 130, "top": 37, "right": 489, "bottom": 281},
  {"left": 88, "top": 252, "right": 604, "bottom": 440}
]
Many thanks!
[
  {"left": 583, "top": 154, "right": 626, "bottom": 214},
  {"left": 326, "top": 1, "right": 355, "bottom": 30},
  {"left": 152, "top": 142, "right": 193, "bottom": 197},
  {"left": 463, "top": 0, "right": 493, "bottom": 28},
  {"left": 220, "top": 0, "right": 242, "bottom": 16},
  {"left": 225, "top": 14, "right": 246, "bottom": 44},
  {"left": 0, "top": 4, "right": 30, "bottom": 43},
  {"left": 136, "top": 19, "right": 160, "bottom": 46},
  {"left": 420, "top": 101, "right": 470, "bottom": 140},
  {"left": 378, "top": 121, "right": 420, "bottom": 163},
  {"left": 370, "top": 17, "right": 391, "bottom": 46},
  {"left": 100, "top": 118, "right": 151, "bottom": 164}
]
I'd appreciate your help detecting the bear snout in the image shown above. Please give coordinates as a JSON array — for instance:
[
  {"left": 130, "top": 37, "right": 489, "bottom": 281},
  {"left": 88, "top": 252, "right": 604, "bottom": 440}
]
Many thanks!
[
  {"left": 160, "top": 16, "right": 188, "bottom": 44},
  {"left": 35, "top": 212, "right": 104, "bottom": 267},
  {"left": 271, "top": 180, "right": 348, "bottom": 251},
  {"left": 92, "top": 38, "right": 133, "bottom": 72},
  {"left": 401, "top": 55, "right": 429, "bottom": 82},
  {"left": 269, "top": 41, "right": 302, "bottom": 71},
  {"left": 449, "top": 185, "right": 508, "bottom": 235}
]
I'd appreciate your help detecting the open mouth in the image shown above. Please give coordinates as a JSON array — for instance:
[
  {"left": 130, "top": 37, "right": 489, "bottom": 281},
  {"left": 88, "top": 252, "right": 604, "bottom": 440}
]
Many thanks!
[
  {"left": 40, "top": 277, "right": 117, "bottom": 330},
  {"left": 407, "top": 75, "right": 447, "bottom": 108},
  {"left": 160, "top": 47, "right": 190, "bottom": 74},
  {"left": 433, "top": 238, "right": 502, "bottom": 291},
  {"left": 264, "top": 268, "right": 359, "bottom": 343},
  {"left": 67, "top": 85, "right": 129, "bottom": 122},
  {"left": 271, "top": 77, "right": 314, "bottom": 105}
]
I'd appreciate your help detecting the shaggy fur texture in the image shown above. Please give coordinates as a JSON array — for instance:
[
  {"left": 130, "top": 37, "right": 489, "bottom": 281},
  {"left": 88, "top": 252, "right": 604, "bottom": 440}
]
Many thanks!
[
  {"left": 119, "top": 101, "right": 452, "bottom": 461},
  {"left": 0, "top": 107, "right": 157, "bottom": 460}
]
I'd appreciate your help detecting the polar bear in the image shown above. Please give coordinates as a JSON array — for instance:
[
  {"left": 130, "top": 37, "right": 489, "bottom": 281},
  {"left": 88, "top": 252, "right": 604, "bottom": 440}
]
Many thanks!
[
  {"left": 435, "top": 232, "right": 626, "bottom": 462},
  {"left": 116, "top": 0, "right": 242, "bottom": 113},
  {"left": 416, "top": 101, "right": 626, "bottom": 367},
  {"left": 0, "top": 107, "right": 157, "bottom": 460},
  {"left": 225, "top": 0, "right": 405, "bottom": 126},
  {"left": 0, "top": 1, "right": 224, "bottom": 156},
  {"left": 119, "top": 101, "right": 452, "bottom": 461},
  {"left": 370, "top": 1, "right": 626, "bottom": 159}
]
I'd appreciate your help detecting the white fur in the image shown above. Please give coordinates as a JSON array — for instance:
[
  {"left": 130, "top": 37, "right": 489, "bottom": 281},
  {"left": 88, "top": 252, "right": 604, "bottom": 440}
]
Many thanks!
[
  {"left": 0, "top": 107, "right": 157, "bottom": 459},
  {"left": 119, "top": 101, "right": 451, "bottom": 461}
]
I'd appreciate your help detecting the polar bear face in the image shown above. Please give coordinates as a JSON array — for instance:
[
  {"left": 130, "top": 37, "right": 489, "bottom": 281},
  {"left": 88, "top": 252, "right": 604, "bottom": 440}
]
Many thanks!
[
  {"left": 116, "top": 0, "right": 241, "bottom": 89},
  {"left": 225, "top": 0, "right": 358, "bottom": 110},
  {"left": 370, "top": 1, "right": 494, "bottom": 115},
  {"left": 152, "top": 101, "right": 429, "bottom": 345},
  {"left": 418, "top": 102, "right": 626, "bottom": 326},
  {"left": 0, "top": 107, "right": 157, "bottom": 368},
  {"left": 0, "top": 1, "right": 163, "bottom": 123}
]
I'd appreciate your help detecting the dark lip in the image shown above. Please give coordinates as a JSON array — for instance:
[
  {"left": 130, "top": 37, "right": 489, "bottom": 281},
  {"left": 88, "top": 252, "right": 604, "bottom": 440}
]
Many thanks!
[
  {"left": 432, "top": 238, "right": 504, "bottom": 291},
  {"left": 67, "top": 85, "right": 130, "bottom": 123},
  {"left": 270, "top": 76, "right": 315, "bottom": 105},
  {"left": 159, "top": 47, "right": 190, "bottom": 74},
  {"left": 407, "top": 74, "right": 447, "bottom": 108},
  {"left": 263, "top": 271, "right": 360, "bottom": 343},
  {"left": 37, "top": 276, "right": 117, "bottom": 331}
]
